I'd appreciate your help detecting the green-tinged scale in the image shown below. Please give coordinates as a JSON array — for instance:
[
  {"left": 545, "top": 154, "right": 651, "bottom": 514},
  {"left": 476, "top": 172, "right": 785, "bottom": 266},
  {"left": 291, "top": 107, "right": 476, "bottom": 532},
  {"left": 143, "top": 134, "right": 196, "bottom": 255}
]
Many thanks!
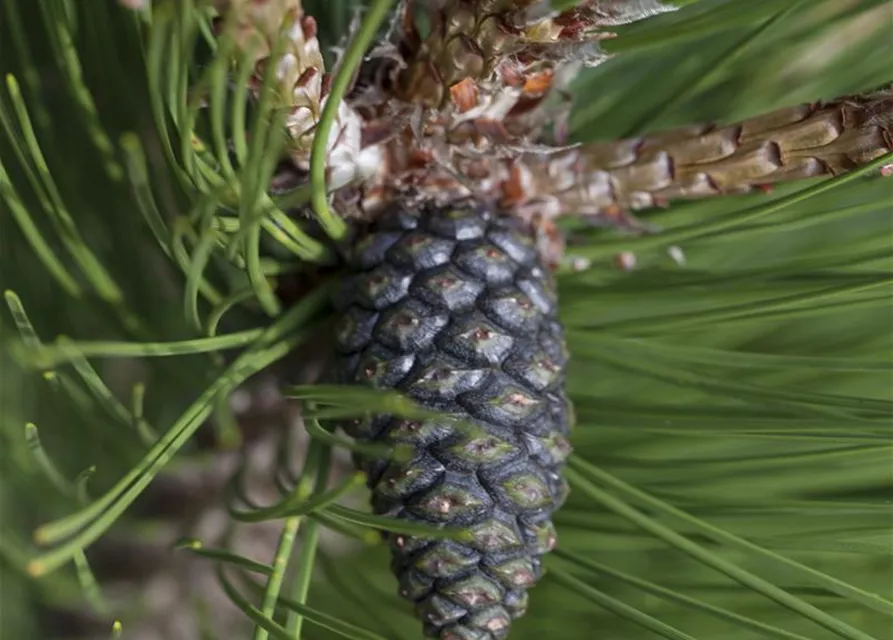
[{"left": 332, "top": 201, "right": 572, "bottom": 639}]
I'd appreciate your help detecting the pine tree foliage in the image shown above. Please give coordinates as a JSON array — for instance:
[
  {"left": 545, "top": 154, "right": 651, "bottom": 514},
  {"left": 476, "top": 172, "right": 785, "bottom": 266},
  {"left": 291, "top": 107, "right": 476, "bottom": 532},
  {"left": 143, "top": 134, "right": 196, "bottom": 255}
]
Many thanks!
[{"left": 1, "top": 1, "right": 891, "bottom": 639}]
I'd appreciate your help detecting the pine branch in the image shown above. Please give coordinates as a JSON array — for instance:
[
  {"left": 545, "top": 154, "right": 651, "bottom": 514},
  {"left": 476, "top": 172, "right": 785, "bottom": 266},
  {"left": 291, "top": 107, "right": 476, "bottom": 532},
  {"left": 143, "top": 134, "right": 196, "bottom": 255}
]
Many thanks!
[
  {"left": 523, "top": 87, "right": 893, "bottom": 222},
  {"left": 346, "top": 86, "right": 892, "bottom": 253}
]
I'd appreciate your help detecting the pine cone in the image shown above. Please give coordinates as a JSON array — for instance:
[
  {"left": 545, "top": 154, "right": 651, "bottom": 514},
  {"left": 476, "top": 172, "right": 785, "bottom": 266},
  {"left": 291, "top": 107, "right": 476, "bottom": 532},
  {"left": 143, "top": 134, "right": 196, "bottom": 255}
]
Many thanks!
[
  {"left": 332, "top": 201, "right": 572, "bottom": 639},
  {"left": 384, "top": 0, "right": 675, "bottom": 109}
]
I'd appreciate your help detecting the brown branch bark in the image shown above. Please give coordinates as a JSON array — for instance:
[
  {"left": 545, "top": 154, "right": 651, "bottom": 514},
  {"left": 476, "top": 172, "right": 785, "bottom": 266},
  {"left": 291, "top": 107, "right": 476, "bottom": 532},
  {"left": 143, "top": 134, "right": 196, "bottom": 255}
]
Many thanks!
[{"left": 529, "top": 88, "right": 893, "bottom": 220}]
